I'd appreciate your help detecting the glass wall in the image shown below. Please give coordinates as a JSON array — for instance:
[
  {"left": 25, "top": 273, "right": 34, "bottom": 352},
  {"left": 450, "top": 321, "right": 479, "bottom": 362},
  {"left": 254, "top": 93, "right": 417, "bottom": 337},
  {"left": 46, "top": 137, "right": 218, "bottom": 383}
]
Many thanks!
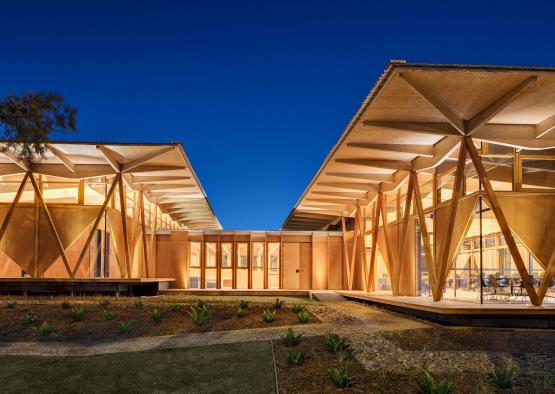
[
  {"left": 221, "top": 242, "right": 232, "bottom": 289},
  {"left": 442, "top": 198, "right": 546, "bottom": 303},
  {"left": 236, "top": 243, "right": 248, "bottom": 289},
  {"left": 252, "top": 242, "right": 265, "bottom": 289},
  {"left": 189, "top": 242, "right": 201, "bottom": 289},
  {"left": 268, "top": 243, "right": 280, "bottom": 289},
  {"left": 42, "top": 176, "right": 79, "bottom": 203},
  {"left": 205, "top": 242, "right": 217, "bottom": 289}
]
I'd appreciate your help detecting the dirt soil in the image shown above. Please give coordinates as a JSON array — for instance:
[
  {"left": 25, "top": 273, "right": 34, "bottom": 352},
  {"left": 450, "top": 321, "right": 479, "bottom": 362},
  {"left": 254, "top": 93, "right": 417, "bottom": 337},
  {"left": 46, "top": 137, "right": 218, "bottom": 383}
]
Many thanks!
[
  {"left": 0, "top": 297, "right": 319, "bottom": 343},
  {"left": 381, "top": 327, "right": 555, "bottom": 352}
]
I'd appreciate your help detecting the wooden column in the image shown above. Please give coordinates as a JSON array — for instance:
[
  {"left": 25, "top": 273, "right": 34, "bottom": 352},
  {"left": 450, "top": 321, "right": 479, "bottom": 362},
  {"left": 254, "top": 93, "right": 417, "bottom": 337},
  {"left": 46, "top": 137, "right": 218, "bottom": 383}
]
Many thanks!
[
  {"left": 435, "top": 140, "right": 466, "bottom": 300},
  {"left": 396, "top": 175, "right": 414, "bottom": 292},
  {"left": 340, "top": 216, "right": 351, "bottom": 289},
  {"left": 412, "top": 172, "right": 436, "bottom": 298},
  {"left": 367, "top": 197, "right": 381, "bottom": 292},
  {"left": 139, "top": 191, "right": 149, "bottom": 277},
  {"left": 117, "top": 175, "right": 131, "bottom": 278}
]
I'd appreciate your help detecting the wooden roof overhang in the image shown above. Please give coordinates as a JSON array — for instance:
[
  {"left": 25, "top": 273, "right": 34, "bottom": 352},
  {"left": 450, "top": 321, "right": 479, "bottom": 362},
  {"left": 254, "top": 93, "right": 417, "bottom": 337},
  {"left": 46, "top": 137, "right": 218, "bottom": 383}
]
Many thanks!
[
  {"left": 0, "top": 140, "right": 221, "bottom": 230},
  {"left": 282, "top": 61, "right": 555, "bottom": 230}
]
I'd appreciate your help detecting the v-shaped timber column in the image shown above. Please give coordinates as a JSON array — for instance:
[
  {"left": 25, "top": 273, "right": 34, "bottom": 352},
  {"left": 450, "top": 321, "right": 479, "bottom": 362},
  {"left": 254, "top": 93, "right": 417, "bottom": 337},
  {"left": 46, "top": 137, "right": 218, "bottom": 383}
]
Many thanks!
[{"left": 464, "top": 137, "right": 540, "bottom": 305}]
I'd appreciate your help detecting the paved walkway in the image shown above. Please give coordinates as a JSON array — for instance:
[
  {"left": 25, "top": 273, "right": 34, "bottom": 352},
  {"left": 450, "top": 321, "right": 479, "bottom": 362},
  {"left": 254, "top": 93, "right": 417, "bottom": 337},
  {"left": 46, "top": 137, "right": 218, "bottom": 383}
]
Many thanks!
[{"left": 0, "top": 299, "right": 428, "bottom": 357}]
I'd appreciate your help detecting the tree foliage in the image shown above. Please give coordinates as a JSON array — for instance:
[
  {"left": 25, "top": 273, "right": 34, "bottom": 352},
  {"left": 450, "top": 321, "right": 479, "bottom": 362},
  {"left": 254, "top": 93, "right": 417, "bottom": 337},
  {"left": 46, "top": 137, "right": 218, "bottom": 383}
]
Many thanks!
[{"left": 0, "top": 92, "right": 77, "bottom": 167}]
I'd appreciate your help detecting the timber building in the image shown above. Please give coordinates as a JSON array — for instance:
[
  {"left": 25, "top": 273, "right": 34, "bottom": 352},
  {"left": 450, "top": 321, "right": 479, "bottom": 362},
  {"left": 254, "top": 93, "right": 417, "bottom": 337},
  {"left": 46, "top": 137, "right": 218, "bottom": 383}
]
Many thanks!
[{"left": 1, "top": 61, "right": 555, "bottom": 313}]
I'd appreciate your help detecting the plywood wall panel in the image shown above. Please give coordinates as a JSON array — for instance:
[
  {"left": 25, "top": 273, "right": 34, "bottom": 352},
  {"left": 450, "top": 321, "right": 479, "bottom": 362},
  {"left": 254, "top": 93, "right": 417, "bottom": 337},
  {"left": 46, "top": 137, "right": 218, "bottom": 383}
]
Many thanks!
[{"left": 282, "top": 243, "right": 300, "bottom": 289}]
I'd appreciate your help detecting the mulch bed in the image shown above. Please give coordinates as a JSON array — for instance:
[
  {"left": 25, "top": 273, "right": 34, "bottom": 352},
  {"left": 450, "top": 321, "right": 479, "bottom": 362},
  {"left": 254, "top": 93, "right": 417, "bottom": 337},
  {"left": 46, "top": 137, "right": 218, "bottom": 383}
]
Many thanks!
[
  {"left": 0, "top": 298, "right": 319, "bottom": 342},
  {"left": 273, "top": 334, "right": 538, "bottom": 393},
  {"left": 273, "top": 335, "right": 375, "bottom": 393},
  {"left": 381, "top": 327, "right": 555, "bottom": 352}
]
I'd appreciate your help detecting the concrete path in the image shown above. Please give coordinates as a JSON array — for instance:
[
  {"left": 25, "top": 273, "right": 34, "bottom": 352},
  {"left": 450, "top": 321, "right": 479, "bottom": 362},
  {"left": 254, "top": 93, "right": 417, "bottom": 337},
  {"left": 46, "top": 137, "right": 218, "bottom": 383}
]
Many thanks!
[{"left": 0, "top": 299, "right": 428, "bottom": 357}]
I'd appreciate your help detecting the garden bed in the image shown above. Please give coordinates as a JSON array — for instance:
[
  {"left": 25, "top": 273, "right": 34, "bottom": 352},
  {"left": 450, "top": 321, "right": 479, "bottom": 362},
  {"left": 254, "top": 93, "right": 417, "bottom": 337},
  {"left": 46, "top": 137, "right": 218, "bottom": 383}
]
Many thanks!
[
  {"left": 381, "top": 327, "right": 555, "bottom": 352},
  {"left": 0, "top": 296, "right": 319, "bottom": 342}
]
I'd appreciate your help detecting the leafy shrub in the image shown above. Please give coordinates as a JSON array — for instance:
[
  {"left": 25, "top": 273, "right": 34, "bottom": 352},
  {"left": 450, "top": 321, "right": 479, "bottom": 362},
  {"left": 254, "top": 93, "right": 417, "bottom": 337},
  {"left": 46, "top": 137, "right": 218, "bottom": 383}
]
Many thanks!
[
  {"left": 488, "top": 366, "right": 516, "bottom": 389},
  {"left": 133, "top": 300, "right": 143, "bottom": 309},
  {"left": 119, "top": 320, "right": 133, "bottom": 334},
  {"left": 330, "top": 360, "right": 352, "bottom": 388},
  {"left": 150, "top": 309, "right": 162, "bottom": 321},
  {"left": 298, "top": 310, "right": 310, "bottom": 324},
  {"left": 60, "top": 301, "right": 70, "bottom": 309},
  {"left": 273, "top": 298, "right": 284, "bottom": 310},
  {"left": 287, "top": 350, "right": 306, "bottom": 366},
  {"left": 324, "top": 330, "right": 349, "bottom": 353},
  {"left": 35, "top": 321, "right": 52, "bottom": 337},
  {"left": 189, "top": 303, "right": 211, "bottom": 326},
  {"left": 103, "top": 309, "right": 115, "bottom": 321},
  {"left": 6, "top": 301, "right": 16, "bottom": 309},
  {"left": 70, "top": 306, "right": 85, "bottom": 321},
  {"left": 281, "top": 327, "right": 303, "bottom": 346},
  {"left": 99, "top": 299, "right": 111, "bottom": 308},
  {"left": 239, "top": 300, "right": 250, "bottom": 310},
  {"left": 236, "top": 308, "right": 248, "bottom": 317},
  {"left": 417, "top": 369, "right": 454, "bottom": 394},
  {"left": 171, "top": 303, "right": 182, "bottom": 312},
  {"left": 196, "top": 299, "right": 209, "bottom": 310},
  {"left": 262, "top": 309, "right": 276, "bottom": 323},
  {"left": 291, "top": 303, "right": 304, "bottom": 313},
  {"left": 22, "top": 313, "right": 37, "bottom": 324},
  {"left": 530, "top": 374, "right": 553, "bottom": 394}
]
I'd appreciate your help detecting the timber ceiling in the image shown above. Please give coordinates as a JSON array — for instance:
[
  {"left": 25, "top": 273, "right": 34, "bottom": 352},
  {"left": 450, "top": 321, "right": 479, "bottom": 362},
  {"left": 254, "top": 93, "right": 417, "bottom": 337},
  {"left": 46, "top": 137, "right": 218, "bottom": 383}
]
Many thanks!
[{"left": 282, "top": 61, "right": 555, "bottom": 230}]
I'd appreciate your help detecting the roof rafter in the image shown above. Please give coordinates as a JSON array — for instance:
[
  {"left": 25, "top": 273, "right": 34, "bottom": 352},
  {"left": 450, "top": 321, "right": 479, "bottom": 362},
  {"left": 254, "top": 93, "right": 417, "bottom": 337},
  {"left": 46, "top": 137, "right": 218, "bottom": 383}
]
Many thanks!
[
  {"left": 399, "top": 72, "right": 466, "bottom": 134},
  {"left": 45, "top": 144, "right": 75, "bottom": 172},
  {"left": 362, "top": 120, "right": 461, "bottom": 137},
  {"left": 325, "top": 172, "right": 394, "bottom": 183},
  {"left": 466, "top": 76, "right": 537, "bottom": 135},
  {"left": 348, "top": 142, "right": 433, "bottom": 157},
  {"left": 335, "top": 158, "right": 412, "bottom": 171},
  {"left": 122, "top": 146, "right": 175, "bottom": 172}
]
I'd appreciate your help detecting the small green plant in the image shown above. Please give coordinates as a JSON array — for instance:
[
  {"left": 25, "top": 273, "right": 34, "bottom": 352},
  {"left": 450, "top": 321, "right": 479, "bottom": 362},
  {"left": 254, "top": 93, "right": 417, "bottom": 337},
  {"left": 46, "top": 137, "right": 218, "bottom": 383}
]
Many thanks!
[
  {"left": 488, "top": 366, "right": 516, "bottom": 389},
  {"left": 119, "top": 320, "right": 133, "bottom": 334},
  {"left": 298, "top": 310, "right": 310, "bottom": 324},
  {"left": 103, "top": 309, "right": 115, "bottom": 321},
  {"left": 291, "top": 303, "right": 304, "bottom": 313},
  {"left": 330, "top": 359, "right": 352, "bottom": 388},
  {"left": 6, "top": 301, "right": 16, "bottom": 309},
  {"left": 530, "top": 374, "right": 553, "bottom": 394},
  {"left": 171, "top": 303, "right": 182, "bottom": 312},
  {"left": 287, "top": 350, "right": 306, "bottom": 366},
  {"left": 281, "top": 327, "right": 303, "bottom": 346},
  {"left": 324, "top": 330, "right": 349, "bottom": 353},
  {"left": 99, "top": 299, "right": 111, "bottom": 308},
  {"left": 150, "top": 308, "right": 162, "bottom": 321},
  {"left": 133, "top": 300, "right": 143, "bottom": 308},
  {"left": 60, "top": 301, "right": 70, "bottom": 309},
  {"left": 417, "top": 369, "right": 454, "bottom": 394},
  {"left": 35, "top": 321, "right": 52, "bottom": 337},
  {"left": 196, "top": 299, "right": 208, "bottom": 309},
  {"left": 70, "top": 306, "right": 85, "bottom": 321},
  {"left": 189, "top": 303, "right": 211, "bottom": 326},
  {"left": 378, "top": 364, "right": 392, "bottom": 393},
  {"left": 262, "top": 309, "right": 276, "bottom": 323},
  {"left": 236, "top": 307, "right": 248, "bottom": 317},
  {"left": 239, "top": 300, "right": 250, "bottom": 309},
  {"left": 22, "top": 313, "right": 37, "bottom": 324},
  {"left": 273, "top": 298, "right": 284, "bottom": 310}
]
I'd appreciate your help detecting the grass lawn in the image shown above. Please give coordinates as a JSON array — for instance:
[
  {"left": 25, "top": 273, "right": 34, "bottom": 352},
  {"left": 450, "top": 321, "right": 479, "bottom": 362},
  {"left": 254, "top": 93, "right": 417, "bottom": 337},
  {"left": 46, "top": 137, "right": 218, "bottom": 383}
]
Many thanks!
[{"left": 0, "top": 341, "right": 277, "bottom": 394}]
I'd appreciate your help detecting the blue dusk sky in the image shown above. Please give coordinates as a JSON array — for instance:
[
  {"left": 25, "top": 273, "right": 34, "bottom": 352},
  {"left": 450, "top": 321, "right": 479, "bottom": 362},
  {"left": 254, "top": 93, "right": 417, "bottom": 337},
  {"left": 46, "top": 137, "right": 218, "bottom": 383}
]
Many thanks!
[{"left": 1, "top": 1, "right": 554, "bottom": 229}]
